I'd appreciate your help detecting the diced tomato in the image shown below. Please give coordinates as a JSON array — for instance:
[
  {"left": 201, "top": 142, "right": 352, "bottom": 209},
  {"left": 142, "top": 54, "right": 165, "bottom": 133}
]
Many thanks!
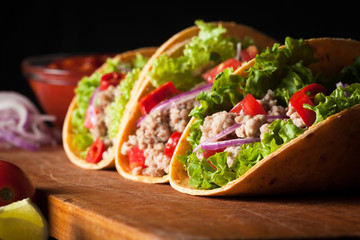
[
  {"left": 302, "top": 83, "right": 327, "bottom": 101},
  {"left": 230, "top": 94, "right": 267, "bottom": 116},
  {"left": 289, "top": 83, "right": 326, "bottom": 127},
  {"left": 203, "top": 148, "right": 226, "bottom": 159},
  {"left": 139, "top": 81, "right": 179, "bottom": 115},
  {"left": 164, "top": 131, "right": 182, "bottom": 158},
  {"left": 240, "top": 45, "right": 259, "bottom": 62},
  {"left": 100, "top": 72, "right": 125, "bottom": 90},
  {"left": 85, "top": 138, "right": 105, "bottom": 163},
  {"left": 128, "top": 145, "right": 147, "bottom": 171},
  {"left": 202, "top": 148, "right": 226, "bottom": 170},
  {"left": 202, "top": 58, "right": 243, "bottom": 83}
]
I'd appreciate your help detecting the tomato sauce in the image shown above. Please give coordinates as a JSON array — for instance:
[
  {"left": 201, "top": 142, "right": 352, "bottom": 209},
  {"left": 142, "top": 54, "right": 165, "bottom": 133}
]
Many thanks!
[{"left": 22, "top": 54, "right": 115, "bottom": 128}]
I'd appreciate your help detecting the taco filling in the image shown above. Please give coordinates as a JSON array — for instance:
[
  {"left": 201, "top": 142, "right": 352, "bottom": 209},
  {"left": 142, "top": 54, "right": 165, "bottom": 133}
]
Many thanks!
[
  {"left": 121, "top": 20, "right": 263, "bottom": 177},
  {"left": 71, "top": 54, "right": 149, "bottom": 163},
  {"left": 178, "top": 37, "right": 360, "bottom": 190}
]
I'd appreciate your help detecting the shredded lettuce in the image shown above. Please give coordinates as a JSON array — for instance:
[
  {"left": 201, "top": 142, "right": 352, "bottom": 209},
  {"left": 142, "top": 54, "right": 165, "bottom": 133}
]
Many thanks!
[
  {"left": 148, "top": 20, "right": 238, "bottom": 91},
  {"left": 306, "top": 83, "right": 360, "bottom": 125}
]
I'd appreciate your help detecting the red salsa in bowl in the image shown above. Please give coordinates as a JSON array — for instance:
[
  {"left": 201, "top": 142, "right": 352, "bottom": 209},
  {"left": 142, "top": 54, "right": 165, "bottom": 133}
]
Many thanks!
[{"left": 22, "top": 53, "right": 115, "bottom": 128}]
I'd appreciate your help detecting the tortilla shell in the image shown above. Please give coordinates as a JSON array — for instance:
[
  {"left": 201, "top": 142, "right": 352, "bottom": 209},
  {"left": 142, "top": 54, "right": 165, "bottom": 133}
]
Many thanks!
[
  {"left": 169, "top": 38, "right": 360, "bottom": 196},
  {"left": 115, "top": 22, "right": 278, "bottom": 183},
  {"left": 62, "top": 47, "right": 157, "bottom": 170}
]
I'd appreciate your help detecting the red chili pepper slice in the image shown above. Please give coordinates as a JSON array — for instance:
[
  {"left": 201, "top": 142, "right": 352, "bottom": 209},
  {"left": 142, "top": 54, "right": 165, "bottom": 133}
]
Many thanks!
[
  {"left": 139, "top": 81, "right": 179, "bottom": 115},
  {"left": 128, "top": 145, "right": 147, "bottom": 171},
  {"left": 202, "top": 58, "right": 243, "bottom": 83},
  {"left": 85, "top": 138, "right": 105, "bottom": 163},
  {"left": 100, "top": 72, "right": 125, "bottom": 90},
  {"left": 164, "top": 131, "right": 182, "bottom": 158},
  {"left": 230, "top": 94, "right": 267, "bottom": 116}
]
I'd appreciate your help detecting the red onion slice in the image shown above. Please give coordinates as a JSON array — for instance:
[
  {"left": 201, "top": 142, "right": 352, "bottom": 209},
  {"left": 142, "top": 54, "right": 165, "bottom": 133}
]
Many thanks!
[
  {"left": 0, "top": 91, "right": 58, "bottom": 151},
  {"left": 201, "top": 138, "right": 260, "bottom": 151},
  {"left": 267, "top": 115, "right": 289, "bottom": 122},
  {"left": 87, "top": 87, "right": 100, "bottom": 127},
  {"left": 193, "top": 123, "right": 241, "bottom": 153}
]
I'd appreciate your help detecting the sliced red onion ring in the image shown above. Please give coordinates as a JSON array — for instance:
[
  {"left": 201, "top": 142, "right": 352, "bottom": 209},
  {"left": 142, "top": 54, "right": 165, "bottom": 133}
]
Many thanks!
[
  {"left": 193, "top": 123, "right": 241, "bottom": 153},
  {"left": 0, "top": 91, "right": 58, "bottom": 151},
  {"left": 87, "top": 87, "right": 100, "bottom": 127},
  {"left": 266, "top": 115, "right": 289, "bottom": 122},
  {"left": 201, "top": 138, "right": 260, "bottom": 151},
  {"left": 136, "top": 115, "right": 145, "bottom": 127}
]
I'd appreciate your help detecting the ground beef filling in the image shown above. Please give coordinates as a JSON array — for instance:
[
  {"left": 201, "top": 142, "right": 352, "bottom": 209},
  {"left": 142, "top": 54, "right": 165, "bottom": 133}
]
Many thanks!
[
  {"left": 122, "top": 99, "right": 196, "bottom": 177},
  {"left": 200, "top": 90, "right": 290, "bottom": 168},
  {"left": 90, "top": 85, "right": 120, "bottom": 148}
]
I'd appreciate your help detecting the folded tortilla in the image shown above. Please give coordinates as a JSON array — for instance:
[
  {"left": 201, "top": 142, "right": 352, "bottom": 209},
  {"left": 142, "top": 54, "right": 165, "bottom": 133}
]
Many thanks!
[
  {"left": 63, "top": 47, "right": 157, "bottom": 170},
  {"left": 114, "top": 21, "right": 278, "bottom": 183},
  {"left": 169, "top": 38, "right": 360, "bottom": 196}
]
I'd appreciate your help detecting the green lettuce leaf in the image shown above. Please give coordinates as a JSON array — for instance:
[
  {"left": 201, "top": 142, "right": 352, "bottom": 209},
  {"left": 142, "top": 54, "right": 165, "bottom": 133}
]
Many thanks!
[
  {"left": 106, "top": 69, "right": 141, "bottom": 139},
  {"left": 305, "top": 83, "right": 360, "bottom": 125},
  {"left": 148, "top": 20, "right": 237, "bottom": 91}
]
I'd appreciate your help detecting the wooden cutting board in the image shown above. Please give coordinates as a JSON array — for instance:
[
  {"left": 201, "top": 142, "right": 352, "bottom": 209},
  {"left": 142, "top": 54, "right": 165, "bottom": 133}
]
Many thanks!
[{"left": 1, "top": 146, "right": 360, "bottom": 239}]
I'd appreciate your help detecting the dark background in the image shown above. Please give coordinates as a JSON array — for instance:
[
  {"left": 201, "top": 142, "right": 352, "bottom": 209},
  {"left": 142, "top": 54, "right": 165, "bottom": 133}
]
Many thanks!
[{"left": 2, "top": 1, "right": 359, "bottom": 111}]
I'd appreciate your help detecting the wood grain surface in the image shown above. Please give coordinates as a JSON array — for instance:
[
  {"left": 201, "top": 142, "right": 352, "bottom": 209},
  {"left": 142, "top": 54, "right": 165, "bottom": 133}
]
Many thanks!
[{"left": 1, "top": 146, "right": 360, "bottom": 239}]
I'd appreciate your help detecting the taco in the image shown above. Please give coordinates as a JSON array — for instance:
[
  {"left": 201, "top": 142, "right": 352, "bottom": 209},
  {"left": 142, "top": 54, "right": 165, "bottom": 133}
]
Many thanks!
[
  {"left": 169, "top": 37, "right": 360, "bottom": 196},
  {"left": 114, "top": 20, "right": 278, "bottom": 183},
  {"left": 63, "top": 47, "right": 156, "bottom": 170}
]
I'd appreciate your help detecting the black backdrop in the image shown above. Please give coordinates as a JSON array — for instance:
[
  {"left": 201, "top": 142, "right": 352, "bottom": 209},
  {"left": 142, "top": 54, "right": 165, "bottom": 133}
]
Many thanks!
[{"left": 2, "top": 1, "right": 359, "bottom": 111}]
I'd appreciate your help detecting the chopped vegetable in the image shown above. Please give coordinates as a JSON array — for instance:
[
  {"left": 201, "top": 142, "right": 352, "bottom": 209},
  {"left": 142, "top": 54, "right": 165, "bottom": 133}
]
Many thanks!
[
  {"left": 83, "top": 87, "right": 100, "bottom": 129},
  {"left": 128, "top": 145, "right": 146, "bottom": 171},
  {"left": 0, "top": 92, "right": 57, "bottom": 151},
  {"left": 202, "top": 58, "right": 242, "bottom": 83},
  {"left": 200, "top": 138, "right": 260, "bottom": 151},
  {"left": 289, "top": 83, "right": 326, "bottom": 127},
  {"left": 99, "top": 72, "right": 125, "bottom": 90},
  {"left": 230, "top": 94, "right": 267, "bottom": 116},
  {"left": 85, "top": 138, "right": 105, "bottom": 163},
  {"left": 164, "top": 131, "right": 182, "bottom": 158},
  {"left": 139, "top": 81, "right": 179, "bottom": 115}
]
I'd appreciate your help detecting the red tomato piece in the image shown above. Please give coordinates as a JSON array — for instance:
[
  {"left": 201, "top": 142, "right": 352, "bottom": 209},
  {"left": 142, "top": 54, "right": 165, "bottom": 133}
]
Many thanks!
[
  {"left": 230, "top": 94, "right": 267, "bottom": 116},
  {"left": 128, "top": 145, "right": 147, "bottom": 171},
  {"left": 85, "top": 138, "right": 106, "bottom": 163},
  {"left": 139, "top": 81, "right": 179, "bottom": 115},
  {"left": 240, "top": 45, "right": 259, "bottom": 62},
  {"left": 100, "top": 72, "right": 125, "bottom": 90},
  {"left": 164, "top": 131, "right": 182, "bottom": 158},
  {"left": 302, "top": 83, "right": 327, "bottom": 101},
  {"left": 202, "top": 148, "right": 226, "bottom": 170},
  {"left": 289, "top": 91, "right": 315, "bottom": 127},
  {"left": 289, "top": 83, "right": 326, "bottom": 127},
  {"left": 0, "top": 160, "right": 35, "bottom": 206},
  {"left": 202, "top": 58, "right": 243, "bottom": 83}
]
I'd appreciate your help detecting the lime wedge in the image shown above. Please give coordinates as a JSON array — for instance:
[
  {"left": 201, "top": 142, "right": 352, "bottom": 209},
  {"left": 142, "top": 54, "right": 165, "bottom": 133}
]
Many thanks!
[{"left": 0, "top": 198, "right": 48, "bottom": 240}]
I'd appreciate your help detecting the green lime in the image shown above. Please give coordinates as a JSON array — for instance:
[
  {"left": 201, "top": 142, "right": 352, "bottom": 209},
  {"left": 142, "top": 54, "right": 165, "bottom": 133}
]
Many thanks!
[{"left": 0, "top": 198, "right": 48, "bottom": 240}]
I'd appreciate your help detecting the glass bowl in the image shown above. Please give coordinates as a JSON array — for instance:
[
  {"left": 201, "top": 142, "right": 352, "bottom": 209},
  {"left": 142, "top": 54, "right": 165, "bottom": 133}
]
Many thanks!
[{"left": 21, "top": 53, "right": 115, "bottom": 128}]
